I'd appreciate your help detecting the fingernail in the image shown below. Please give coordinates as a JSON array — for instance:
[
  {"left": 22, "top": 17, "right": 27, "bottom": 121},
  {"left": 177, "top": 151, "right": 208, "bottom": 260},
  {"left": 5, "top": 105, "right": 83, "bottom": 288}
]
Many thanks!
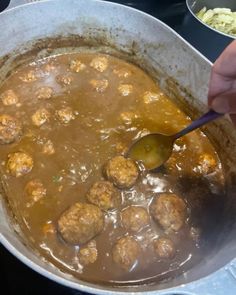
[{"left": 211, "top": 97, "right": 230, "bottom": 113}]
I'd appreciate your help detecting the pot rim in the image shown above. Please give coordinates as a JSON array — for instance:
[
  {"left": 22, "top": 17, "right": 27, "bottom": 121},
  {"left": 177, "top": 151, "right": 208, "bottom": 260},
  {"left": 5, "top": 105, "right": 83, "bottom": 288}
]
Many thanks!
[{"left": 2, "top": 1, "right": 235, "bottom": 294}]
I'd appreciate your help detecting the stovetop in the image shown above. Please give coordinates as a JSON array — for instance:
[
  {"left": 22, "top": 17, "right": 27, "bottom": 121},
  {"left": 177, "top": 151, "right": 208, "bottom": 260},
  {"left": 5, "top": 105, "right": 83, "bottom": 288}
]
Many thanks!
[{"left": 0, "top": 0, "right": 217, "bottom": 294}]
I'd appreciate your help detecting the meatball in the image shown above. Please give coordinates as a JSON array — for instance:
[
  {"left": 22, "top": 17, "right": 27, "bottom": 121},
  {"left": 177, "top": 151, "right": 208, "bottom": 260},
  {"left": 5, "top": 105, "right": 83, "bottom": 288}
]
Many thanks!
[
  {"left": 198, "top": 153, "right": 217, "bottom": 175},
  {"left": 0, "top": 114, "right": 22, "bottom": 144},
  {"left": 7, "top": 152, "right": 33, "bottom": 177},
  {"left": 90, "top": 79, "right": 108, "bottom": 93},
  {"left": 153, "top": 237, "right": 176, "bottom": 259},
  {"left": 79, "top": 240, "right": 98, "bottom": 265},
  {"left": 90, "top": 56, "right": 108, "bottom": 72},
  {"left": 20, "top": 70, "right": 37, "bottom": 82},
  {"left": 112, "top": 236, "right": 140, "bottom": 270},
  {"left": 57, "top": 202, "right": 104, "bottom": 245},
  {"left": 69, "top": 59, "right": 86, "bottom": 72},
  {"left": 118, "top": 84, "right": 133, "bottom": 96},
  {"left": 121, "top": 206, "right": 149, "bottom": 232},
  {"left": 143, "top": 91, "right": 163, "bottom": 104},
  {"left": 0, "top": 89, "right": 19, "bottom": 105},
  {"left": 56, "top": 107, "right": 75, "bottom": 124},
  {"left": 150, "top": 193, "right": 187, "bottom": 232},
  {"left": 25, "top": 179, "right": 46, "bottom": 204},
  {"left": 113, "top": 68, "right": 131, "bottom": 78},
  {"left": 31, "top": 108, "right": 50, "bottom": 127},
  {"left": 42, "top": 139, "right": 55, "bottom": 155},
  {"left": 104, "top": 156, "right": 139, "bottom": 189},
  {"left": 86, "top": 181, "right": 121, "bottom": 211},
  {"left": 36, "top": 86, "right": 53, "bottom": 100},
  {"left": 56, "top": 74, "right": 73, "bottom": 86}
]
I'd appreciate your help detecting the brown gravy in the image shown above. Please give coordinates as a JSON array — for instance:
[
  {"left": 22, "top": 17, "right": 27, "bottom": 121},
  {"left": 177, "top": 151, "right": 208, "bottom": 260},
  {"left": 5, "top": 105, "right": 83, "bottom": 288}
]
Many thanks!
[{"left": 0, "top": 52, "right": 224, "bottom": 284}]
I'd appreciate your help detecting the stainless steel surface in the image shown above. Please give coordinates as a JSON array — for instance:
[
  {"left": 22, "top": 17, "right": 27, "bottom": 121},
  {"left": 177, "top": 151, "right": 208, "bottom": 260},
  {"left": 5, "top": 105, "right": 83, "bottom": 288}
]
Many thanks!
[
  {"left": 6, "top": 0, "right": 42, "bottom": 10},
  {"left": 0, "top": 0, "right": 236, "bottom": 294}
]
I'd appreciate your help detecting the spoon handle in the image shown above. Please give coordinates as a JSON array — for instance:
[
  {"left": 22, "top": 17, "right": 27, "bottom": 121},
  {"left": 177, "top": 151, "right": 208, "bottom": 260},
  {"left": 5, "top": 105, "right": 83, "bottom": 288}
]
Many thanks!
[{"left": 174, "top": 109, "right": 223, "bottom": 140}]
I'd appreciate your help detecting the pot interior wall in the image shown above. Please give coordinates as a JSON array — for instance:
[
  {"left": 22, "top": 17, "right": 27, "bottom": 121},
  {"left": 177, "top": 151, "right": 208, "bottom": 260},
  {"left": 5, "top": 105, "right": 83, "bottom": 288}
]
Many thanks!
[{"left": 0, "top": 0, "right": 236, "bottom": 292}]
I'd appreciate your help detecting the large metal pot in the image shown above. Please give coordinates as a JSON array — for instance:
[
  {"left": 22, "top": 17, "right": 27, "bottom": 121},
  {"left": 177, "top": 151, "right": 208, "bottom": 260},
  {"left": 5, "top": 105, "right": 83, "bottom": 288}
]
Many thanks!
[
  {"left": 184, "top": 0, "right": 236, "bottom": 61},
  {"left": 0, "top": 0, "right": 236, "bottom": 294}
]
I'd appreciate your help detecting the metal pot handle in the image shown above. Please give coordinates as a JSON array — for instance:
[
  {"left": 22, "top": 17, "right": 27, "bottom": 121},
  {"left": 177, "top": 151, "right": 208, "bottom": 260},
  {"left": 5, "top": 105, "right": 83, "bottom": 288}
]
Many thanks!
[
  {"left": 5, "top": 0, "right": 42, "bottom": 11},
  {"left": 174, "top": 259, "right": 236, "bottom": 295}
]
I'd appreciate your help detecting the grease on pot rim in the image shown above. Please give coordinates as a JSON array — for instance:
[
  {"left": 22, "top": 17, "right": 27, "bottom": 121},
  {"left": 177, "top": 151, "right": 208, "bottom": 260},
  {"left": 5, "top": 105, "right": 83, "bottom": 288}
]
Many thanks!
[{"left": 0, "top": 51, "right": 224, "bottom": 284}]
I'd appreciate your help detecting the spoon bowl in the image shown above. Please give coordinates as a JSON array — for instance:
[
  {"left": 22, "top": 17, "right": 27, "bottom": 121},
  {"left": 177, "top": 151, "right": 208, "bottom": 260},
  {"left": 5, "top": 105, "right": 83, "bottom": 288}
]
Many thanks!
[
  {"left": 128, "top": 133, "right": 174, "bottom": 170},
  {"left": 128, "top": 109, "right": 223, "bottom": 170}
]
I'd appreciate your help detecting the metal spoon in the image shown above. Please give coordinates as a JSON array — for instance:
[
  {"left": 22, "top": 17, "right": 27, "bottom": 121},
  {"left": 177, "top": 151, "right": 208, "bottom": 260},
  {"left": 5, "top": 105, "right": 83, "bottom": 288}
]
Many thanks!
[{"left": 127, "top": 109, "right": 223, "bottom": 170}]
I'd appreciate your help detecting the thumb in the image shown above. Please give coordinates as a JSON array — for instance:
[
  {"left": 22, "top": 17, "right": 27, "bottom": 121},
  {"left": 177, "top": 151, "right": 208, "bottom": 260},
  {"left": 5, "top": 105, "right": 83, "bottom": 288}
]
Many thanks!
[{"left": 211, "top": 91, "right": 236, "bottom": 114}]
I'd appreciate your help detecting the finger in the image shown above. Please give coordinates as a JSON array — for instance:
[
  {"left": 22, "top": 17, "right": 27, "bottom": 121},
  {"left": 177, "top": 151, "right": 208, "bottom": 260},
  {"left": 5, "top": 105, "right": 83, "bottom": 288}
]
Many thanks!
[
  {"left": 208, "top": 40, "right": 236, "bottom": 103},
  {"left": 208, "top": 71, "right": 233, "bottom": 105},
  {"left": 210, "top": 91, "right": 236, "bottom": 114},
  {"left": 213, "top": 40, "right": 236, "bottom": 78}
]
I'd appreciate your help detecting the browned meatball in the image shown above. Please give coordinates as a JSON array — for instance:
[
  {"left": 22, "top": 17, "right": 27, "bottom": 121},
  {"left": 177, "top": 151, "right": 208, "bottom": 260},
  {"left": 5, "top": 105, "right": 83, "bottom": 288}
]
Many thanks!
[
  {"left": 57, "top": 202, "right": 104, "bottom": 245},
  {"left": 31, "top": 108, "right": 50, "bottom": 127},
  {"left": 86, "top": 181, "right": 121, "bottom": 211},
  {"left": 89, "top": 79, "right": 108, "bottom": 93},
  {"left": 90, "top": 56, "right": 108, "bottom": 72},
  {"left": 153, "top": 237, "right": 176, "bottom": 259},
  {"left": 118, "top": 84, "right": 133, "bottom": 96},
  {"left": 121, "top": 206, "right": 149, "bottom": 232},
  {"left": 104, "top": 156, "right": 139, "bottom": 189},
  {"left": 0, "top": 115, "right": 22, "bottom": 144},
  {"left": 7, "top": 152, "right": 33, "bottom": 177},
  {"left": 56, "top": 74, "right": 73, "bottom": 86},
  {"left": 143, "top": 91, "right": 163, "bottom": 104},
  {"left": 56, "top": 107, "right": 75, "bottom": 124},
  {"left": 112, "top": 236, "right": 140, "bottom": 271},
  {"left": 69, "top": 59, "right": 86, "bottom": 72},
  {"left": 20, "top": 70, "right": 37, "bottom": 82},
  {"left": 0, "top": 89, "right": 19, "bottom": 105},
  {"left": 78, "top": 240, "right": 97, "bottom": 265},
  {"left": 150, "top": 193, "right": 187, "bottom": 232},
  {"left": 36, "top": 86, "right": 53, "bottom": 100},
  {"left": 79, "top": 246, "right": 97, "bottom": 266},
  {"left": 25, "top": 179, "right": 46, "bottom": 205}
]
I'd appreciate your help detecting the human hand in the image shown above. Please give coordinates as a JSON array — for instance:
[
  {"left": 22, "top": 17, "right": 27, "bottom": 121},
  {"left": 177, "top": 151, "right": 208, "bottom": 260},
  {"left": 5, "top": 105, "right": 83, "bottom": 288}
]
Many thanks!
[{"left": 208, "top": 40, "right": 236, "bottom": 125}]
